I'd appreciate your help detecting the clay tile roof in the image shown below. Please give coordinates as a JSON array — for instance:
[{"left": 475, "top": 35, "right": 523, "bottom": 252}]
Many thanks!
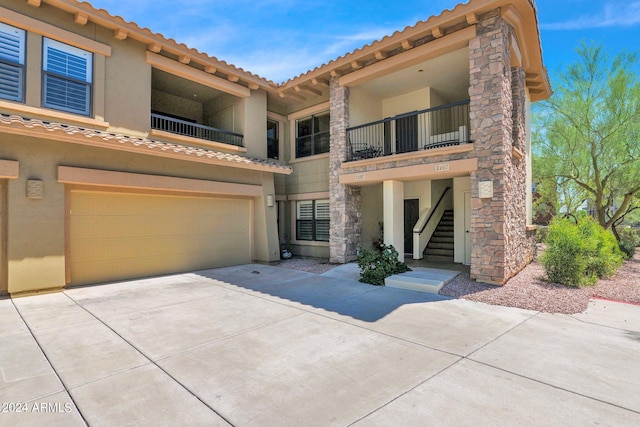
[{"left": 0, "top": 113, "right": 292, "bottom": 174}]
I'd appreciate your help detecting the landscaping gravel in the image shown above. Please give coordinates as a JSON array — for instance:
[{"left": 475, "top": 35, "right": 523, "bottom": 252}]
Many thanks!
[{"left": 279, "top": 250, "right": 640, "bottom": 315}]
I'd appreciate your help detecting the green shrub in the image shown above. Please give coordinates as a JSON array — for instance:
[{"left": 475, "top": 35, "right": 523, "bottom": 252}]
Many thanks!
[
  {"left": 618, "top": 228, "right": 639, "bottom": 259},
  {"left": 357, "top": 244, "right": 410, "bottom": 286},
  {"left": 535, "top": 225, "right": 549, "bottom": 243},
  {"left": 540, "top": 216, "right": 624, "bottom": 287}
]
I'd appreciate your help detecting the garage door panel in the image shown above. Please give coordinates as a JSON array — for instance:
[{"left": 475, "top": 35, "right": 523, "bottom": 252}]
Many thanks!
[{"left": 69, "top": 190, "right": 252, "bottom": 286}]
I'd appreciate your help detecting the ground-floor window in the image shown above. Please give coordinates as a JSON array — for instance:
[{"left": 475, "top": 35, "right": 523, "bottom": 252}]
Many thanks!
[{"left": 296, "top": 199, "right": 329, "bottom": 241}]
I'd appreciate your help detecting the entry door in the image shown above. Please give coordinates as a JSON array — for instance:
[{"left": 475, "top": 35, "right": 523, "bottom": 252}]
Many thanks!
[
  {"left": 396, "top": 114, "right": 418, "bottom": 153},
  {"left": 404, "top": 199, "right": 420, "bottom": 254},
  {"left": 464, "top": 191, "right": 472, "bottom": 265}
]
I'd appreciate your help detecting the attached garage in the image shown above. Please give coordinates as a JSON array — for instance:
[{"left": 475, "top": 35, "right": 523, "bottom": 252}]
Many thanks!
[{"left": 68, "top": 189, "right": 252, "bottom": 286}]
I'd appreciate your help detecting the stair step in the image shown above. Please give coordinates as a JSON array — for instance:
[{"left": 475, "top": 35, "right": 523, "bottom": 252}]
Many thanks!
[
  {"left": 385, "top": 269, "right": 459, "bottom": 294},
  {"left": 427, "top": 242, "right": 454, "bottom": 250},
  {"left": 424, "top": 248, "right": 454, "bottom": 256},
  {"left": 430, "top": 236, "right": 453, "bottom": 244},
  {"left": 424, "top": 255, "right": 454, "bottom": 263},
  {"left": 433, "top": 231, "right": 454, "bottom": 238}
]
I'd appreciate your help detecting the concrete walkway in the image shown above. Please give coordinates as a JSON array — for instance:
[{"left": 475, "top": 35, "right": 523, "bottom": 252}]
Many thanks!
[{"left": 1, "top": 264, "right": 639, "bottom": 426}]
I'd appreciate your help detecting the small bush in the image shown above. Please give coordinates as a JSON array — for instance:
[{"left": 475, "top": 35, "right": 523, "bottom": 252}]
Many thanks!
[
  {"left": 540, "top": 216, "right": 624, "bottom": 287},
  {"left": 535, "top": 225, "right": 549, "bottom": 243},
  {"left": 618, "top": 228, "right": 639, "bottom": 259},
  {"left": 357, "top": 244, "right": 410, "bottom": 286}
]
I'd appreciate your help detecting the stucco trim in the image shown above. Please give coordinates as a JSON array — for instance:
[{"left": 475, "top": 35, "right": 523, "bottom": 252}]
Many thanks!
[
  {"left": 0, "top": 160, "right": 19, "bottom": 179},
  {"left": 341, "top": 144, "right": 474, "bottom": 169},
  {"left": 148, "top": 129, "right": 248, "bottom": 154},
  {"left": 339, "top": 158, "right": 478, "bottom": 185},
  {"left": 0, "top": 5, "right": 111, "bottom": 56},
  {"left": 0, "top": 100, "right": 110, "bottom": 130},
  {"left": 58, "top": 166, "right": 263, "bottom": 197},
  {"left": 0, "top": 114, "right": 292, "bottom": 175}
]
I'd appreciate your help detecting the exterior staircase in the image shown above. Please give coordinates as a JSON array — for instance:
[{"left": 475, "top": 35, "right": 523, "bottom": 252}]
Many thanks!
[{"left": 423, "top": 210, "right": 454, "bottom": 262}]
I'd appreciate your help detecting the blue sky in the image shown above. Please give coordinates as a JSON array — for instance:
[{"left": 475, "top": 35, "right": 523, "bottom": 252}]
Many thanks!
[{"left": 87, "top": 0, "right": 640, "bottom": 84}]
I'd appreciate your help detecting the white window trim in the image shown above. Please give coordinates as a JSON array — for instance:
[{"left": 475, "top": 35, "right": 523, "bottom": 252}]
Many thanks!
[
  {"left": 0, "top": 22, "right": 26, "bottom": 103},
  {"left": 42, "top": 38, "right": 93, "bottom": 116}
]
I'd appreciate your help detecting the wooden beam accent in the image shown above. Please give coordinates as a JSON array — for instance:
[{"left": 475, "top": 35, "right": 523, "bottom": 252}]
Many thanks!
[
  {"left": 401, "top": 39, "right": 413, "bottom": 50},
  {"left": 227, "top": 75, "right": 239, "bottom": 82},
  {"left": 431, "top": 26, "right": 443, "bottom": 38},
  {"left": 205, "top": 65, "right": 217, "bottom": 74},
  {"left": 146, "top": 51, "right": 250, "bottom": 98},
  {"left": 374, "top": 50, "right": 387, "bottom": 60},
  {"left": 311, "top": 77, "right": 329, "bottom": 86},
  {"left": 466, "top": 12, "right": 478, "bottom": 24},
  {"left": 526, "top": 73, "right": 539, "bottom": 80},
  {"left": 278, "top": 91, "right": 306, "bottom": 102},
  {"left": 114, "top": 28, "right": 128, "bottom": 40},
  {"left": 74, "top": 12, "right": 88, "bottom": 25},
  {"left": 27, "top": 0, "right": 41, "bottom": 6},
  {"left": 294, "top": 85, "right": 322, "bottom": 97},
  {"left": 178, "top": 55, "right": 191, "bottom": 64},
  {"left": 248, "top": 83, "right": 259, "bottom": 90},
  {"left": 329, "top": 69, "right": 342, "bottom": 78},
  {"left": 148, "top": 43, "right": 162, "bottom": 53},
  {"left": 350, "top": 60, "right": 362, "bottom": 70}
]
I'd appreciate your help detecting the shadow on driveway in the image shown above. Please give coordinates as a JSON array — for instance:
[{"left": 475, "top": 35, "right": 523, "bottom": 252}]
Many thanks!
[{"left": 194, "top": 263, "right": 450, "bottom": 323}]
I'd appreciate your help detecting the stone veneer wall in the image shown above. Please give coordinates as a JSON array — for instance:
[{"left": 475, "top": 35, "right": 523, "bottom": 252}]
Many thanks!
[
  {"left": 468, "top": 10, "right": 534, "bottom": 284},
  {"left": 329, "top": 78, "right": 361, "bottom": 263}
]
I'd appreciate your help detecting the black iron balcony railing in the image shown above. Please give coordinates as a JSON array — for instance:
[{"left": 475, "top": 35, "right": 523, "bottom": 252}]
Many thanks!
[
  {"left": 151, "top": 113, "right": 244, "bottom": 147},
  {"left": 346, "top": 100, "right": 471, "bottom": 161}
]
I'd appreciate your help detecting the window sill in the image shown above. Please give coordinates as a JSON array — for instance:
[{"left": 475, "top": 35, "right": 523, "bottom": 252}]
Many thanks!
[
  {"left": 289, "top": 153, "right": 330, "bottom": 164},
  {"left": 289, "top": 239, "right": 330, "bottom": 247},
  {"left": 0, "top": 100, "right": 109, "bottom": 130}
]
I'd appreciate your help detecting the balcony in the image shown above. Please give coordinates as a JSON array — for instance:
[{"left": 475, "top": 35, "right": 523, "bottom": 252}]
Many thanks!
[
  {"left": 346, "top": 100, "right": 470, "bottom": 162},
  {"left": 151, "top": 113, "right": 243, "bottom": 147}
]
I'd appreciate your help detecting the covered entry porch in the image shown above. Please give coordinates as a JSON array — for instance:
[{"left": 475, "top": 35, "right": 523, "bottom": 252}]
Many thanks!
[{"left": 339, "top": 157, "right": 477, "bottom": 265}]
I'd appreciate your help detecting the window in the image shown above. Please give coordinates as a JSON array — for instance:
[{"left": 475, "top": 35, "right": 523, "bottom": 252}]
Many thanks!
[
  {"left": 0, "top": 22, "right": 26, "bottom": 102},
  {"left": 296, "top": 199, "right": 330, "bottom": 241},
  {"left": 43, "top": 38, "right": 92, "bottom": 116},
  {"left": 296, "top": 111, "right": 329, "bottom": 158},
  {"left": 267, "top": 119, "right": 279, "bottom": 159}
]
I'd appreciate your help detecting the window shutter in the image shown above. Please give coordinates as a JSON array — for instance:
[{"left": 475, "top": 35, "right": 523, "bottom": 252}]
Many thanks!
[
  {"left": 296, "top": 201, "right": 314, "bottom": 241},
  {"left": 315, "top": 200, "right": 330, "bottom": 241},
  {"left": 0, "top": 23, "right": 25, "bottom": 102},
  {"left": 43, "top": 39, "right": 92, "bottom": 115}
]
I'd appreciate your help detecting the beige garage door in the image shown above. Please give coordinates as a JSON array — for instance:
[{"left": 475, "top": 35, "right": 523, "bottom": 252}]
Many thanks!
[{"left": 69, "top": 189, "right": 252, "bottom": 286}]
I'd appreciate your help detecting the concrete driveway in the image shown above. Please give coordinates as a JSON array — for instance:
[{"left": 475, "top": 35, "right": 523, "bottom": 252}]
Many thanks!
[{"left": 1, "top": 263, "right": 639, "bottom": 426}]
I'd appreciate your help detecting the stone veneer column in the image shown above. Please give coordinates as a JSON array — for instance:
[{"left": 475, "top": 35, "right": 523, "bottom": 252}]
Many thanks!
[
  {"left": 468, "top": 10, "right": 514, "bottom": 284},
  {"left": 506, "top": 66, "right": 536, "bottom": 276},
  {"left": 329, "top": 78, "right": 361, "bottom": 263}
]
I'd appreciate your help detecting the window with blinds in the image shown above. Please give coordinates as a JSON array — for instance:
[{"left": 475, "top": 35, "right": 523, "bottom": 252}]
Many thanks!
[
  {"left": 296, "top": 199, "right": 330, "bottom": 241},
  {"left": 0, "top": 22, "right": 26, "bottom": 102},
  {"left": 43, "top": 38, "right": 93, "bottom": 116}
]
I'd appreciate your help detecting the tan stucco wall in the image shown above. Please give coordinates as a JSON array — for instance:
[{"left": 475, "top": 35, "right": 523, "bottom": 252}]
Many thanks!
[
  {"left": 1, "top": 134, "right": 277, "bottom": 294},
  {"left": 360, "top": 184, "right": 383, "bottom": 250},
  {"left": 243, "top": 90, "right": 268, "bottom": 158},
  {"left": 349, "top": 88, "right": 382, "bottom": 127},
  {"left": 285, "top": 157, "right": 330, "bottom": 195}
]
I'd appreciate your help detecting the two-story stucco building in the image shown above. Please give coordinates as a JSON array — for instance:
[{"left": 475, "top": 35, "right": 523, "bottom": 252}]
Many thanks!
[{"left": 0, "top": 0, "right": 550, "bottom": 295}]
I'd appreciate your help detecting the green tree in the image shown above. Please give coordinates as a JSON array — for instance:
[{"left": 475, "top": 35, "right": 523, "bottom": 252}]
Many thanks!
[{"left": 533, "top": 42, "right": 640, "bottom": 238}]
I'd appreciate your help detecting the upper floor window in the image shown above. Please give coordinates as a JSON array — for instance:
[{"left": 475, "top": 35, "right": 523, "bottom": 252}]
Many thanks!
[
  {"left": 267, "top": 119, "right": 279, "bottom": 159},
  {"left": 43, "top": 38, "right": 92, "bottom": 116},
  {"left": 296, "top": 111, "right": 329, "bottom": 158},
  {"left": 0, "top": 22, "right": 26, "bottom": 102}
]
